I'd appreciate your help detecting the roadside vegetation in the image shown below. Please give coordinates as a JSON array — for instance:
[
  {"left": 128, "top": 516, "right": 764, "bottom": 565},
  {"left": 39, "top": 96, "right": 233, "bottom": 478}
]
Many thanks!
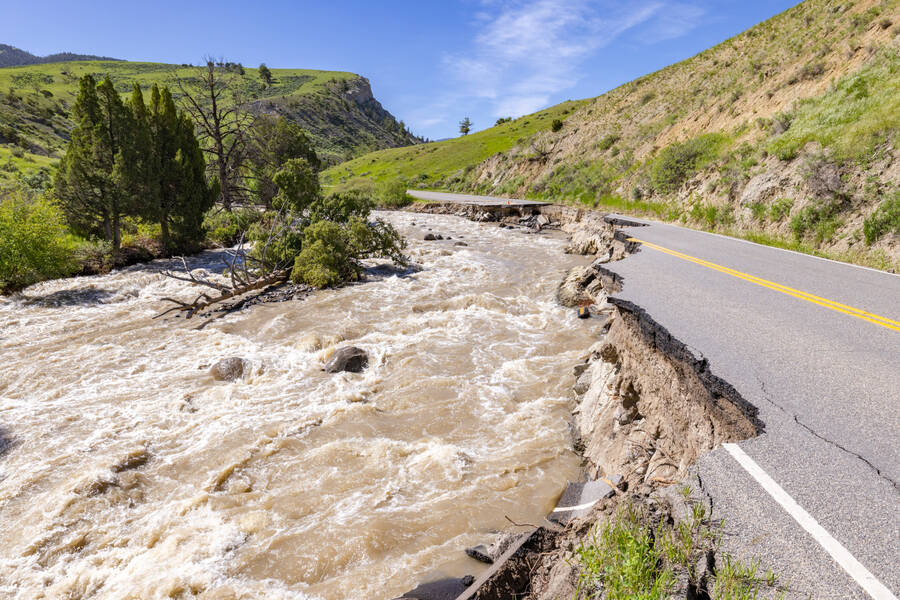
[{"left": 576, "top": 493, "right": 784, "bottom": 600}]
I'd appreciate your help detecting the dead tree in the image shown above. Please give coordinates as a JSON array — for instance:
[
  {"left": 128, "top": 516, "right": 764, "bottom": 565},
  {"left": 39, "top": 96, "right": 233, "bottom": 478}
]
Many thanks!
[
  {"left": 173, "top": 58, "right": 253, "bottom": 211},
  {"left": 156, "top": 207, "right": 298, "bottom": 326}
]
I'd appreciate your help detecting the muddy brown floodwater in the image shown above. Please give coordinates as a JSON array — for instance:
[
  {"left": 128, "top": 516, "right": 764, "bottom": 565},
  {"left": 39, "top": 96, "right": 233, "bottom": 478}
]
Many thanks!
[{"left": 0, "top": 212, "right": 603, "bottom": 599}]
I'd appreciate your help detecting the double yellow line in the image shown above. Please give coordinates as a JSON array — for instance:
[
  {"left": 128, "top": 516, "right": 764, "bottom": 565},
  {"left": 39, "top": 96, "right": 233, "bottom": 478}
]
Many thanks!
[{"left": 627, "top": 237, "right": 900, "bottom": 333}]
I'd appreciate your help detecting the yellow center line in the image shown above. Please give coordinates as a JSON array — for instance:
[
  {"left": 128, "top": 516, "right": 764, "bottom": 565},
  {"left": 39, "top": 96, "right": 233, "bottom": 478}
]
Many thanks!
[{"left": 627, "top": 237, "right": 900, "bottom": 333}]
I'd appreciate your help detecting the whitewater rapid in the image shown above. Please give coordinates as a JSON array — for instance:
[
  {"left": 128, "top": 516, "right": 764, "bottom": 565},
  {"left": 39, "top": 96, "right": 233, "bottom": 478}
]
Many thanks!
[{"left": 0, "top": 212, "right": 602, "bottom": 599}]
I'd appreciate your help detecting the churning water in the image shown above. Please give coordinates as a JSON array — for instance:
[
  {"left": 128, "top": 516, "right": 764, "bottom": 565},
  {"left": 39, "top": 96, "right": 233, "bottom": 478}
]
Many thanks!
[{"left": 0, "top": 212, "right": 602, "bottom": 599}]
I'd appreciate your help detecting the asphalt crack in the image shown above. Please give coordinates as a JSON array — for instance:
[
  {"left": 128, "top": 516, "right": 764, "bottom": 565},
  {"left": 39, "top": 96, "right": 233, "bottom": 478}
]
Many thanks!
[{"left": 752, "top": 372, "right": 899, "bottom": 493}]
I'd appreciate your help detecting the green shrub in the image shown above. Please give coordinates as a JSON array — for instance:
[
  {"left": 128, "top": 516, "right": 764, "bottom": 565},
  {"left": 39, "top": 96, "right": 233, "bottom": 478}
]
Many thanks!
[
  {"left": 0, "top": 191, "right": 77, "bottom": 293},
  {"left": 749, "top": 202, "right": 767, "bottom": 221},
  {"left": 769, "top": 197, "right": 794, "bottom": 221},
  {"left": 650, "top": 134, "right": 727, "bottom": 194},
  {"left": 376, "top": 178, "right": 411, "bottom": 208},
  {"left": 203, "top": 207, "right": 264, "bottom": 246},
  {"left": 597, "top": 134, "right": 620, "bottom": 152},
  {"left": 550, "top": 118, "right": 563, "bottom": 132},
  {"left": 863, "top": 192, "right": 900, "bottom": 245},
  {"left": 790, "top": 200, "right": 843, "bottom": 243}
]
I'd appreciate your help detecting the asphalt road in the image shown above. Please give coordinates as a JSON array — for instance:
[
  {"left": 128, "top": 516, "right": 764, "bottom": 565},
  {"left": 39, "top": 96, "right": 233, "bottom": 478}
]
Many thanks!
[
  {"left": 601, "top": 217, "right": 899, "bottom": 599},
  {"left": 413, "top": 192, "right": 899, "bottom": 599}
]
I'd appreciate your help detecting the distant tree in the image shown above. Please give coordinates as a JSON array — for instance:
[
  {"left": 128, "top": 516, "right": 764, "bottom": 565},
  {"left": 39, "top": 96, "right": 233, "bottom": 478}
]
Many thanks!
[
  {"left": 173, "top": 59, "right": 253, "bottom": 211},
  {"left": 459, "top": 117, "right": 472, "bottom": 136},
  {"left": 495, "top": 117, "right": 513, "bottom": 126},
  {"left": 258, "top": 63, "right": 273, "bottom": 87},
  {"left": 55, "top": 75, "right": 139, "bottom": 250}
]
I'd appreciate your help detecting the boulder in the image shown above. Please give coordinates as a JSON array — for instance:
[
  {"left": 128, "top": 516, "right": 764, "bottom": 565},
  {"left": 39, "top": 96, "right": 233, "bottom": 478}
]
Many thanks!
[
  {"left": 454, "top": 241, "right": 468, "bottom": 247},
  {"left": 210, "top": 357, "right": 247, "bottom": 381},
  {"left": 423, "top": 233, "right": 443, "bottom": 241},
  {"left": 465, "top": 544, "right": 493, "bottom": 564},
  {"left": 324, "top": 346, "right": 369, "bottom": 373}
]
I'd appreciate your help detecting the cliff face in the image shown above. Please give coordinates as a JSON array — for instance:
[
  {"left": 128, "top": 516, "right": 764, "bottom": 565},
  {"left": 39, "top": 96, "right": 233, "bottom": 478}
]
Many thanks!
[{"left": 249, "top": 75, "right": 421, "bottom": 167}]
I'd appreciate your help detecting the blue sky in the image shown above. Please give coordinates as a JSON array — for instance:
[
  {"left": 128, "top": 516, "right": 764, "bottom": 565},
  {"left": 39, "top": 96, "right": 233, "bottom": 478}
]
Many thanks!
[{"left": 4, "top": 0, "right": 800, "bottom": 139}]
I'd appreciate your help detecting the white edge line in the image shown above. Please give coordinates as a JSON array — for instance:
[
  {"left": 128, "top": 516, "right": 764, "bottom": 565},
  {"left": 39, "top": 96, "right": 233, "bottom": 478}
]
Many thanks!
[
  {"left": 607, "top": 213, "right": 899, "bottom": 278},
  {"left": 723, "top": 443, "right": 898, "bottom": 600},
  {"left": 551, "top": 499, "right": 600, "bottom": 513}
]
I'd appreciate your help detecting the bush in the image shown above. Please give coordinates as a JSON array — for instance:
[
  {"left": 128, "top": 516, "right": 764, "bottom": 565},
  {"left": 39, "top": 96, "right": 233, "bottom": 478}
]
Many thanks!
[
  {"left": 203, "top": 207, "right": 264, "bottom": 246},
  {"left": 769, "top": 197, "right": 794, "bottom": 221},
  {"left": 791, "top": 200, "right": 842, "bottom": 243},
  {"left": 376, "top": 178, "right": 411, "bottom": 208},
  {"left": 650, "top": 134, "right": 727, "bottom": 194},
  {"left": 597, "top": 134, "right": 620, "bottom": 151},
  {"left": 0, "top": 191, "right": 77, "bottom": 293},
  {"left": 863, "top": 192, "right": 900, "bottom": 245},
  {"left": 551, "top": 119, "right": 563, "bottom": 132}
]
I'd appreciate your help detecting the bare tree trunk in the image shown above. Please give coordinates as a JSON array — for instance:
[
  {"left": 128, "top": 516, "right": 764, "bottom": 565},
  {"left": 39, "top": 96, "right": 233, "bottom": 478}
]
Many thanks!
[{"left": 173, "top": 59, "right": 251, "bottom": 213}]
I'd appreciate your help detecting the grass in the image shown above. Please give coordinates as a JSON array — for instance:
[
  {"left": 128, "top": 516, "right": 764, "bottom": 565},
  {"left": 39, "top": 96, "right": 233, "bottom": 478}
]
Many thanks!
[
  {"left": 863, "top": 191, "right": 900, "bottom": 245},
  {"left": 575, "top": 500, "right": 784, "bottom": 600},
  {"left": 0, "top": 61, "right": 356, "bottom": 104},
  {"left": 767, "top": 48, "right": 900, "bottom": 163},
  {"left": 320, "top": 100, "right": 586, "bottom": 187}
]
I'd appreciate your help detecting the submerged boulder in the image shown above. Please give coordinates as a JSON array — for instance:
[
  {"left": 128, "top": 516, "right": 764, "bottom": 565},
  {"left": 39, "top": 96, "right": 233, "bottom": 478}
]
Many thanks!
[
  {"left": 324, "top": 346, "right": 369, "bottom": 373},
  {"left": 210, "top": 357, "right": 247, "bottom": 381}
]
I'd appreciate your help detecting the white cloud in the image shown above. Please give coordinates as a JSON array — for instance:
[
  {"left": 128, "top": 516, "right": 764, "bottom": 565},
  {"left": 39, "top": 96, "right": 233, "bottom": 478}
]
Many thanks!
[{"left": 414, "top": 0, "right": 706, "bottom": 132}]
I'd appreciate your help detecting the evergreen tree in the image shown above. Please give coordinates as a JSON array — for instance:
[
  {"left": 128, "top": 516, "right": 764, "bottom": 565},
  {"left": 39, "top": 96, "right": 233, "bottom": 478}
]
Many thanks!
[
  {"left": 147, "top": 84, "right": 214, "bottom": 252},
  {"left": 248, "top": 115, "right": 320, "bottom": 207},
  {"left": 55, "top": 75, "right": 137, "bottom": 250},
  {"left": 459, "top": 117, "right": 472, "bottom": 136},
  {"left": 258, "top": 63, "right": 273, "bottom": 87}
]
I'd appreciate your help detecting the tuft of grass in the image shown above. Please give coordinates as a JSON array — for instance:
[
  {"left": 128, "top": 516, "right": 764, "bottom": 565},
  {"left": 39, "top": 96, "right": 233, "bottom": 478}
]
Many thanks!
[
  {"left": 576, "top": 504, "right": 674, "bottom": 600},
  {"left": 576, "top": 500, "right": 782, "bottom": 600},
  {"left": 863, "top": 191, "right": 900, "bottom": 245},
  {"left": 768, "top": 197, "right": 794, "bottom": 221}
]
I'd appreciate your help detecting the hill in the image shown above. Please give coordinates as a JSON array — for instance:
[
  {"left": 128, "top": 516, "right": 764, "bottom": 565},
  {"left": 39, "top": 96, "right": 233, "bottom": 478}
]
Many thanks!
[
  {"left": 324, "top": 0, "right": 899, "bottom": 269},
  {"left": 0, "top": 44, "right": 121, "bottom": 67},
  {"left": 0, "top": 58, "right": 420, "bottom": 184}
]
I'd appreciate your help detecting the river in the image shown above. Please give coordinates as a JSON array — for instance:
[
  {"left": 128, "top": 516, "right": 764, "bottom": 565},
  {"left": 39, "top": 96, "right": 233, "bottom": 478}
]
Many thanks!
[{"left": 0, "top": 211, "right": 602, "bottom": 599}]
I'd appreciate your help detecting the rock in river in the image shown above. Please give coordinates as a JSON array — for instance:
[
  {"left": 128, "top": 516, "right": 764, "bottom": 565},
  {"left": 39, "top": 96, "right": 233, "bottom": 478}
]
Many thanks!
[
  {"left": 210, "top": 357, "right": 247, "bottom": 381},
  {"left": 423, "top": 233, "right": 443, "bottom": 241},
  {"left": 324, "top": 346, "right": 369, "bottom": 373}
]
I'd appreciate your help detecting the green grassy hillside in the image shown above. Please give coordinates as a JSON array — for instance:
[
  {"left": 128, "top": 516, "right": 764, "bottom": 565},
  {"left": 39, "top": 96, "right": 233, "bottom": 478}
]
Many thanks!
[
  {"left": 0, "top": 60, "right": 420, "bottom": 184},
  {"left": 323, "top": 0, "right": 899, "bottom": 269},
  {"left": 322, "top": 100, "right": 585, "bottom": 191}
]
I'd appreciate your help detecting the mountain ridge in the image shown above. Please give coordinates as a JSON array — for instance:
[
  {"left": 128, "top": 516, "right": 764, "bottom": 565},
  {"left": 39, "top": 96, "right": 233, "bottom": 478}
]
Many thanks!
[{"left": 0, "top": 44, "right": 121, "bottom": 68}]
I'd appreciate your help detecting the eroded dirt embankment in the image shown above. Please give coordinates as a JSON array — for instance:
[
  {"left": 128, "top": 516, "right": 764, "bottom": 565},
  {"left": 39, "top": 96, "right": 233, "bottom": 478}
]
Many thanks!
[{"left": 397, "top": 205, "right": 766, "bottom": 600}]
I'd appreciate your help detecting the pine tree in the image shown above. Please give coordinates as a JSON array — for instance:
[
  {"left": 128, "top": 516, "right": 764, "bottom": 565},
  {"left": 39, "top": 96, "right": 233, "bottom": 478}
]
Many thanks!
[
  {"left": 147, "top": 84, "right": 214, "bottom": 252},
  {"left": 459, "top": 117, "right": 472, "bottom": 136},
  {"left": 55, "top": 75, "right": 137, "bottom": 250}
]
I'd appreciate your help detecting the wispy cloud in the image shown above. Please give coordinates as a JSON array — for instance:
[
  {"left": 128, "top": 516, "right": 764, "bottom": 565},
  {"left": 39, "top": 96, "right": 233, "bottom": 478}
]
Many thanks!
[{"left": 413, "top": 0, "right": 705, "bottom": 133}]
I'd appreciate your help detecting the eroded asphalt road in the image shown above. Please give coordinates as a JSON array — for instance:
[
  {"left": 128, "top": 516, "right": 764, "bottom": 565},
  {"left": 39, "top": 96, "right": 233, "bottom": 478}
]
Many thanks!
[
  {"left": 413, "top": 191, "right": 899, "bottom": 599},
  {"left": 604, "top": 217, "right": 899, "bottom": 600}
]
